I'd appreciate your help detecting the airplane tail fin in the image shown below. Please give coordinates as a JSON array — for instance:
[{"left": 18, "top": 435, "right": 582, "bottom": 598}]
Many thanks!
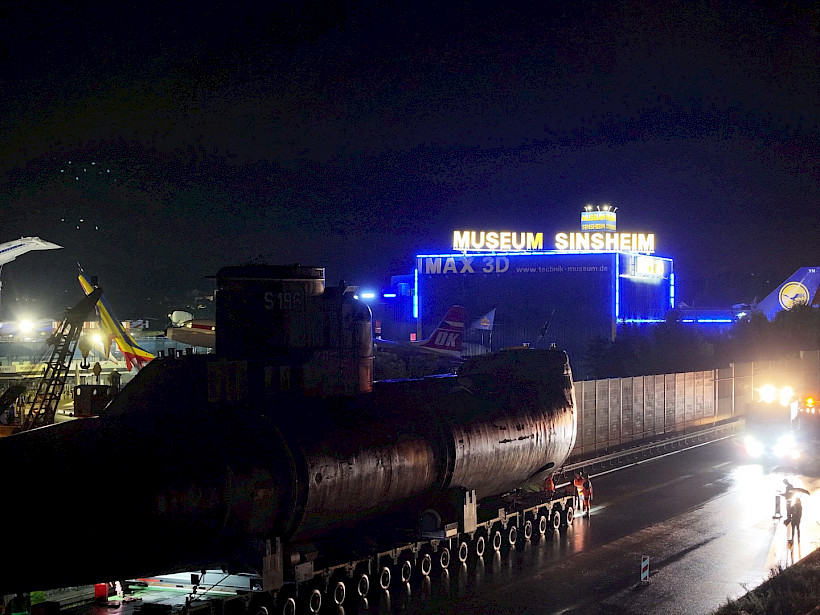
[
  {"left": 469, "top": 308, "right": 496, "bottom": 331},
  {"left": 756, "top": 267, "right": 820, "bottom": 320},
  {"left": 416, "top": 305, "right": 466, "bottom": 357},
  {"left": 78, "top": 274, "right": 154, "bottom": 371}
]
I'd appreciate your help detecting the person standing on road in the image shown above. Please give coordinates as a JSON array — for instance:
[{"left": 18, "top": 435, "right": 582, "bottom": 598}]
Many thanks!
[
  {"left": 582, "top": 473, "right": 593, "bottom": 516},
  {"left": 573, "top": 472, "right": 585, "bottom": 511},
  {"left": 781, "top": 479, "right": 796, "bottom": 521},
  {"left": 790, "top": 497, "right": 802, "bottom": 543}
]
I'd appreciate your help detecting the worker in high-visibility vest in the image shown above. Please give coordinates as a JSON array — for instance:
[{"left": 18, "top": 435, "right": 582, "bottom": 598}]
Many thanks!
[
  {"left": 573, "top": 472, "right": 586, "bottom": 511},
  {"left": 581, "top": 473, "right": 593, "bottom": 516},
  {"left": 542, "top": 473, "right": 556, "bottom": 498}
]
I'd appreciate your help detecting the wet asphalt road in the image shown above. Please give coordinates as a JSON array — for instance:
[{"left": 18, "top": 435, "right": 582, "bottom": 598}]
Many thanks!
[{"left": 356, "top": 438, "right": 819, "bottom": 615}]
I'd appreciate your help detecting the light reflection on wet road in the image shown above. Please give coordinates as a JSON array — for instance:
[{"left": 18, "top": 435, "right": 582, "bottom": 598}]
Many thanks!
[{"left": 351, "top": 439, "right": 818, "bottom": 615}]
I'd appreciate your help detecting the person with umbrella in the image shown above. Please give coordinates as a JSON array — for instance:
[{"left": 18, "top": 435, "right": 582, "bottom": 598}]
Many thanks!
[
  {"left": 781, "top": 480, "right": 810, "bottom": 532},
  {"left": 789, "top": 497, "right": 803, "bottom": 543},
  {"left": 781, "top": 479, "right": 797, "bottom": 521}
]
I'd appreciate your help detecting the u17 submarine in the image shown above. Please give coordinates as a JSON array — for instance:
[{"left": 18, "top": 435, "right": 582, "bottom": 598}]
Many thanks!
[{"left": 0, "top": 264, "right": 576, "bottom": 596}]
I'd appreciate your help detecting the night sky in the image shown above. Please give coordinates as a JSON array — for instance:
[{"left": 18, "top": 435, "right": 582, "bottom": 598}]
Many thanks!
[{"left": 1, "top": 1, "right": 817, "bottom": 321}]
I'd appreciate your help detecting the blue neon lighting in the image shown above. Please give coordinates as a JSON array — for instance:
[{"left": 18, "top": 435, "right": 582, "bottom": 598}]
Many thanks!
[
  {"left": 615, "top": 255, "right": 620, "bottom": 321},
  {"left": 360, "top": 292, "right": 376, "bottom": 300},
  {"left": 621, "top": 317, "right": 733, "bottom": 324},
  {"left": 416, "top": 250, "right": 673, "bottom": 260},
  {"left": 413, "top": 268, "right": 419, "bottom": 319},
  {"left": 416, "top": 251, "right": 675, "bottom": 328},
  {"left": 669, "top": 272, "right": 675, "bottom": 308},
  {"left": 383, "top": 293, "right": 397, "bottom": 298}
]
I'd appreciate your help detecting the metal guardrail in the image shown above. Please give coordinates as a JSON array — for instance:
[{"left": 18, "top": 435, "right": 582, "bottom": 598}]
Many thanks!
[{"left": 559, "top": 418, "right": 745, "bottom": 479}]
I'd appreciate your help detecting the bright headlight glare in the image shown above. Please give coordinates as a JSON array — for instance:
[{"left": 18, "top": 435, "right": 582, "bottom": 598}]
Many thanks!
[
  {"left": 773, "top": 433, "right": 797, "bottom": 457},
  {"left": 779, "top": 387, "right": 794, "bottom": 407},
  {"left": 776, "top": 433, "right": 795, "bottom": 448},
  {"left": 759, "top": 385, "right": 777, "bottom": 404},
  {"left": 744, "top": 435, "right": 763, "bottom": 457}
]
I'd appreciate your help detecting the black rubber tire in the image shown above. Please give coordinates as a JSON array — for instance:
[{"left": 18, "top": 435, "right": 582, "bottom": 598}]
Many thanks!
[
  {"left": 307, "top": 589, "right": 321, "bottom": 614},
  {"left": 439, "top": 547, "right": 451, "bottom": 569},
  {"left": 458, "top": 541, "right": 469, "bottom": 563},
  {"left": 492, "top": 530, "right": 502, "bottom": 552},
  {"left": 333, "top": 581, "right": 346, "bottom": 605},
  {"left": 379, "top": 566, "right": 391, "bottom": 590},
  {"left": 281, "top": 597, "right": 296, "bottom": 615},
  {"left": 564, "top": 505, "right": 574, "bottom": 526},
  {"left": 538, "top": 514, "right": 548, "bottom": 535},
  {"left": 357, "top": 573, "right": 370, "bottom": 597},
  {"left": 420, "top": 553, "right": 432, "bottom": 576},
  {"left": 401, "top": 560, "right": 412, "bottom": 583},
  {"left": 507, "top": 525, "right": 517, "bottom": 547},
  {"left": 551, "top": 508, "right": 562, "bottom": 530},
  {"left": 524, "top": 519, "right": 533, "bottom": 540},
  {"left": 475, "top": 535, "right": 486, "bottom": 557}
]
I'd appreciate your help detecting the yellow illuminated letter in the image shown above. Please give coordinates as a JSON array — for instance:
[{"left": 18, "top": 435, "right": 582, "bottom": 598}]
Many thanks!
[
  {"left": 453, "top": 231, "right": 470, "bottom": 251},
  {"left": 527, "top": 232, "right": 543, "bottom": 250}
]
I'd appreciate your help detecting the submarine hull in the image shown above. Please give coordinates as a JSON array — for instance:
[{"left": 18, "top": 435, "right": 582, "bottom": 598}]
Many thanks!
[
  {"left": 0, "top": 264, "right": 576, "bottom": 594},
  {"left": 0, "top": 347, "right": 574, "bottom": 593}
]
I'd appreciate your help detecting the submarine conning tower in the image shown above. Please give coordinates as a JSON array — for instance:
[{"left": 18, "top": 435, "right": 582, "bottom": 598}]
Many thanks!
[{"left": 215, "top": 264, "right": 374, "bottom": 396}]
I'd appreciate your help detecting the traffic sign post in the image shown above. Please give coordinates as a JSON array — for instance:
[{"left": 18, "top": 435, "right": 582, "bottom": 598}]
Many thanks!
[{"left": 640, "top": 555, "right": 650, "bottom": 583}]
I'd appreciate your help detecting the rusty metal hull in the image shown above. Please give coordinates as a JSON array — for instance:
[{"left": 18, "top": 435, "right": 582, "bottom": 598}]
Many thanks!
[{"left": 0, "top": 348, "right": 575, "bottom": 593}]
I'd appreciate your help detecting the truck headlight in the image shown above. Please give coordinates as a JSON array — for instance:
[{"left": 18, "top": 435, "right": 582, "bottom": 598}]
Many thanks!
[
  {"left": 744, "top": 435, "right": 764, "bottom": 457},
  {"left": 773, "top": 433, "right": 797, "bottom": 458}
]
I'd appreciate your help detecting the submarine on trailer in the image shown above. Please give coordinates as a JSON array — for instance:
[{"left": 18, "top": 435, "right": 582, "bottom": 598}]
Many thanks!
[{"left": 0, "top": 264, "right": 577, "bottom": 594}]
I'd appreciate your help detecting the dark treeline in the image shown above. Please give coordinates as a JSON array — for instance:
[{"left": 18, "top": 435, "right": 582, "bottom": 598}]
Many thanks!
[{"left": 581, "top": 305, "right": 820, "bottom": 380}]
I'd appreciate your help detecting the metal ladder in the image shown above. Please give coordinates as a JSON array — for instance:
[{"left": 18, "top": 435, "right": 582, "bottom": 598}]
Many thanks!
[{"left": 21, "top": 288, "right": 102, "bottom": 431}]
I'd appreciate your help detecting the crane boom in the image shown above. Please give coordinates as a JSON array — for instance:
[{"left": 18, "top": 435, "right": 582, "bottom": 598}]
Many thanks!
[{"left": 20, "top": 289, "right": 102, "bottom": 431}]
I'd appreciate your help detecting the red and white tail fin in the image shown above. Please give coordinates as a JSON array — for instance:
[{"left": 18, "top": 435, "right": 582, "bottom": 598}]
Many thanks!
[
  {"left": 414, "top": 306, "right": 466, "bottom": 357},
  {"left": 79, "top": 273, "right": 154, "bottom": 371}
]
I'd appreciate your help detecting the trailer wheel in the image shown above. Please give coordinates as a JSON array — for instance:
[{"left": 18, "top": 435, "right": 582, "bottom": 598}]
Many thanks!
[
  {"left": 439, "top": 547, "right": 451, "bottom": 569},
  {"left": 551, "top": 507, "right": 562, "bottom": 530},
  {"left": 492, "top": 530, "right": 502, "bottom": 552},
  {"left": 281, "top": 597, "right": 296, "bottom": 615},
  {"left": 307, "top": 589, "right": 322, "bottom": 614},
  {"left": 538, "top": 514, "right": 548, "bottom": 535},
  {"left": 379, "top": 566, "right": 391, "bottom": 590},
  {"left": 523, "top": 519, "right": 533, "bottom": 540},
  {"left": 420, "top": 553, "right": 432, "bottom": 576},
  {"left": 507, "top": 525, "right": 517, "bottom": 547},
  {"left": 458, "top": 541, "right": 469, "bottom": 563},
  {"left": 563, "top": 505, "right": 574, "bottom": 526},
  {"left": 357, "top": 573, "right": 370, "bottom": 597},
  {"left": 475, "top": 535, "right": 486, "bottom": 557},
  {"left": 401, "top": 559, "right": 412, "bottom": 583},
  {"left": 332, "top": 581, "right": 346, "bottom": 605}
]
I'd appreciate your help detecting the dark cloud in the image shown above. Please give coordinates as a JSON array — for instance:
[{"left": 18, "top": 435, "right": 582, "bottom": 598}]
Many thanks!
[{"left": 1, "top": 1, "right": 817, "bottom": 318}]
